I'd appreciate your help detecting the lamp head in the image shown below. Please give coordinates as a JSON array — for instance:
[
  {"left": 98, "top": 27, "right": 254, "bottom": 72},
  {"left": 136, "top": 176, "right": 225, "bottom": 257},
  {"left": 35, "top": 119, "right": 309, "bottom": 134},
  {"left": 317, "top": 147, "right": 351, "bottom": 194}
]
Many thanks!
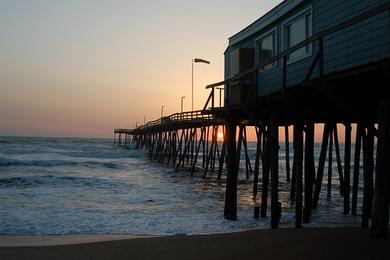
[{"left": 194, "top": 58, "right": 210, "bottom": 64}]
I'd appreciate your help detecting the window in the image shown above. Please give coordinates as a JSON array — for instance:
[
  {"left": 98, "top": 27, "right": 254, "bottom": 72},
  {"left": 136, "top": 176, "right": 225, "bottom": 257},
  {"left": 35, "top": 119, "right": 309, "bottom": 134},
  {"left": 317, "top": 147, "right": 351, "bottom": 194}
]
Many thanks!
[
  {"left": 284, "top": 9, "right": 312, "bottom": 62},
  {"left": 256, "top": 30, "right": 277, "bottom": 70}
]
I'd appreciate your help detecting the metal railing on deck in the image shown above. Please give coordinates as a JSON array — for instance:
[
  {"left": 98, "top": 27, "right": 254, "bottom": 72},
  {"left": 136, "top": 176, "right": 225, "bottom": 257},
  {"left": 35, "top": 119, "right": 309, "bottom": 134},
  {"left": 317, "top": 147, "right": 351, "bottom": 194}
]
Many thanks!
[{"left": 202, "top": 2, "right": 390, "bottom": 111}]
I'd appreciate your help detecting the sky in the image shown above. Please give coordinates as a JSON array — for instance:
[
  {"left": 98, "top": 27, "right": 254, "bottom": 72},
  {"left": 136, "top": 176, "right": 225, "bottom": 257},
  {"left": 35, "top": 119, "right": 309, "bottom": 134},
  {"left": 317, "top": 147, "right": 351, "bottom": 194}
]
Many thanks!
[{"left": 0, "top": 0, "right": 284, "bottom": 138}]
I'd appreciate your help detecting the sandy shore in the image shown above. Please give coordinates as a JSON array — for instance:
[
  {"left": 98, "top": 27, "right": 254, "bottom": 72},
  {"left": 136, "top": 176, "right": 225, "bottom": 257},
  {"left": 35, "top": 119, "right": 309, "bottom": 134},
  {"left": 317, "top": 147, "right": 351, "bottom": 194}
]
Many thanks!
[
  {"left": 0, "top": 235, "right": 154, "bottom": 247},
  {"left": 1, "top": 227, "right": 389, "bottom": 260}
]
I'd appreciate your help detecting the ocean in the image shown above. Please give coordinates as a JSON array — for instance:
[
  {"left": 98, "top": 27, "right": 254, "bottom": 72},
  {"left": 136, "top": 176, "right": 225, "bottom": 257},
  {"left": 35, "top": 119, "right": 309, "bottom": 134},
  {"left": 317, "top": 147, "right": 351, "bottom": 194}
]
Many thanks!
[{"left": 0, "top": 136, "right": 362, "bottom": 235}]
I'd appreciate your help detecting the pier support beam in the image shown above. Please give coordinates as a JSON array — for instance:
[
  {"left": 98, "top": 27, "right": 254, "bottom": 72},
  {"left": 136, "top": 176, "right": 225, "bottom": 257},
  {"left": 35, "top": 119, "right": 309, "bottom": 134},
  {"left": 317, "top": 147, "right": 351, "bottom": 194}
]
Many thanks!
[
  {"left": 294, "top": 116, "right": 304, "bottom": 228},
  {"left": 344, "top": 123, "right": 352, "bottom": 215},
  {"left": 327, "top": 126, "right": 333, "bottom": 198},
  {"left": 270, "top": 115, "right": 280, "bottom": 229},
  {"left": 253, "top": 125, "right": 262, "bottom": 195},
  {"left": 290, "top": 133, "right": 297, "bottom": 201},
  {"left": 313, "top": 123, "right": 330, "bottom": 209},
  {"left": 261, "top": 125, "right": 271, "bottom": 218},
  {"left": 224, "top": 119, "right": 238, "bottom": 220},
  {"left": 334, "top": 125, "right": 344, "bottom": 195},
  {"left": 303, "top": 122, "right": 315, "bottom": 223},
  {"left": 218, "top": 128, "right": 227, "bottom": 180},
  {"left": 285, "top": 125, "right": 291, "bottom": 182},
  {"left": 371, "top": 98, "right": 390, "bottom": 238},
  {"left": 362, "top": 124, "right": 374, "bottom": 228},
  {"left": 243, "top": 126, "right": 252, "bottom": 179},
  {"left": 352, "top": 124, "right": 363, "bottom": 216}
]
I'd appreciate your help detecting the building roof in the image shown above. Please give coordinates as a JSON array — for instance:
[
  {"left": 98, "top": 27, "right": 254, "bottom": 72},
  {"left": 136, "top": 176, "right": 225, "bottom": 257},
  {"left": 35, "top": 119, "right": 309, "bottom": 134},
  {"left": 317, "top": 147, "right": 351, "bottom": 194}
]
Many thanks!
[{"left": 229, "top": 0, "right": 306, "bottom": 46}]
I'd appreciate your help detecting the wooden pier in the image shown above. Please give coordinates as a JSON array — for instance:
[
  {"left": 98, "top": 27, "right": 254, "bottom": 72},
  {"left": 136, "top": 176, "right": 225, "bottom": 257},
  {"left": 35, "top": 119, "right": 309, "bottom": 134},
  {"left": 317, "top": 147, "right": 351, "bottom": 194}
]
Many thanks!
[
  {"left": 113, "top": 129, "right": 133, "bottom": 146},
  {"left": 116, "top": 111, "right": 230, "bottom": 178},
  {"left": 116, "top": 1, "right": 390, "bottom": 237}
]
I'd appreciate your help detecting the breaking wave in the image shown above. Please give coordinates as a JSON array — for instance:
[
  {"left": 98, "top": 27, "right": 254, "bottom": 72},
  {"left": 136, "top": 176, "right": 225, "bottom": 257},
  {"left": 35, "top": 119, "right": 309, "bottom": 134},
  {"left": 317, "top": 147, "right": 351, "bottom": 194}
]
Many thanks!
[
  {"left": 0, "top": 175, "right": 130, "bottom": 189},
  {"left": 0, "top": 157, "right": 125, "bottom": 169}
]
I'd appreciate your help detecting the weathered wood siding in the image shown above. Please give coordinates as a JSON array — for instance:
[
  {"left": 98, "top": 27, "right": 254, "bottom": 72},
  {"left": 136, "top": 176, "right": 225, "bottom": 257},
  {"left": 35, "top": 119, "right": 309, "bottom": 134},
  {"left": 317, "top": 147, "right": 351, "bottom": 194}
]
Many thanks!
[{"left": 316, "top": 0, "right": 390, "bottom": 75}]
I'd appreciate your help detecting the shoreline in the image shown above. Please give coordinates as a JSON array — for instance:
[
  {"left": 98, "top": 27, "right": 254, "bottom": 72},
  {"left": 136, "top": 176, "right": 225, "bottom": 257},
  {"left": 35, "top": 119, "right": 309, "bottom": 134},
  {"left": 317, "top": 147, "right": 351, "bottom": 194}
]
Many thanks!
[
  {"left": 0, "top": 234, "right": 156, "bottom": 247},
  {"left": 1, "top": 227, "right": 389, "bottom": 260},
  {"left": 0, "top": 224, "right": 363, "bottom": 247}
]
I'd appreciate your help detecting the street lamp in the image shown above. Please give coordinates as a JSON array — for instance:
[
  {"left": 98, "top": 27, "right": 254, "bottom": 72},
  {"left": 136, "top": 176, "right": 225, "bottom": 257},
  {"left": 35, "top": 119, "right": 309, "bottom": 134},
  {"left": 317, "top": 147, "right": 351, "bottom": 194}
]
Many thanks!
[
  {"left": 192, "top": 58, "right": 210, "bottom": 111},
  {"left": 181, "top": 96, "right": 185, "bottom": 113},
  {"left": 161, "top": 105, "right": 165, "bottom": 119}
]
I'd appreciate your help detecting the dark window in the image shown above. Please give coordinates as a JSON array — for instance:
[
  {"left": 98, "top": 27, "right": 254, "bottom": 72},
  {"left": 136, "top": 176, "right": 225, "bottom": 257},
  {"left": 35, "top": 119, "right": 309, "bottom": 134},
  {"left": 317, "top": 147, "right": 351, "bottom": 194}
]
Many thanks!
[
  {"left": 286, "top": 13, "right": 311, "bottom": 61},
  {"left": 258, "top": 31, "right": 276, "bottom": 69}
]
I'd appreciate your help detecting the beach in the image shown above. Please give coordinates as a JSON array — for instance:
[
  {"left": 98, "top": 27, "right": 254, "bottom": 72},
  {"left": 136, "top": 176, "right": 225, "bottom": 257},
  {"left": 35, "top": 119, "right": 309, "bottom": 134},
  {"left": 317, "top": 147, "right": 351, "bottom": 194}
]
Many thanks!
[
  {"left": 1, "top": 137, "right": 387, "bottom": 259},
  {"left": 1, "top": 227, "right": 389, "bottom": 260}
]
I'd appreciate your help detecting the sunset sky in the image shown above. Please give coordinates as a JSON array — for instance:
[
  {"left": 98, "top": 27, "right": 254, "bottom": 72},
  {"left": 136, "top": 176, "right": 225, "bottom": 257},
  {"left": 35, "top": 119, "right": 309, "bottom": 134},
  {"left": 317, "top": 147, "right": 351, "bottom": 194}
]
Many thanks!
[{"left": 0, "top": 0, "right": 283, "bottom": 138}]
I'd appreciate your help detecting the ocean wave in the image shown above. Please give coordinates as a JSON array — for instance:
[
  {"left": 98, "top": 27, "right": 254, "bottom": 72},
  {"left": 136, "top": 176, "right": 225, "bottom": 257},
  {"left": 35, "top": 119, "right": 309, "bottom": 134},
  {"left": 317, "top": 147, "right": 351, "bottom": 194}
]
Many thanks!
[
  {"left": 58, "top": 150, "right": 141, "bottom": 160},
  {"left": 0, "top": 157, "right": 125, "bottom": 169},
  {"left": 0, "top": 175, "right": 126, "bottom": 189}
]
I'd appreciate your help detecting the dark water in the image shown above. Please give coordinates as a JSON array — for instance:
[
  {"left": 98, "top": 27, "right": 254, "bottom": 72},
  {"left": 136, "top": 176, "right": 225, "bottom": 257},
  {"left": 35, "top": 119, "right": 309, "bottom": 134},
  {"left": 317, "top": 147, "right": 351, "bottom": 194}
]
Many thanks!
[{"left": 0, "top": 136, "right": 362, "bottom": 235}]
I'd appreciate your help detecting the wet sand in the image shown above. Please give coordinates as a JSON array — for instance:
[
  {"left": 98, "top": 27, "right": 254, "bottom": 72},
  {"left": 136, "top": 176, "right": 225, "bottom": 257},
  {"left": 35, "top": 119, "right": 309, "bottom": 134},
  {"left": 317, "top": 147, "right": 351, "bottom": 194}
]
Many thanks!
[
  {"left": 0, "top": 235, "right": 154, "bottom": 247},
  {"left": 0, "top": 227, "right": 389, "bottom": 260}
]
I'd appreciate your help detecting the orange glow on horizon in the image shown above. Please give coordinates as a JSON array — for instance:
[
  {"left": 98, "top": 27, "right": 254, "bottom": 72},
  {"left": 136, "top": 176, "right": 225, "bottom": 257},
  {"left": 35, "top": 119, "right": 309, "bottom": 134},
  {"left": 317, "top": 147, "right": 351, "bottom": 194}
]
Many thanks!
[{"left": 217, "top": 132, "right": 224, "bottom": 140}]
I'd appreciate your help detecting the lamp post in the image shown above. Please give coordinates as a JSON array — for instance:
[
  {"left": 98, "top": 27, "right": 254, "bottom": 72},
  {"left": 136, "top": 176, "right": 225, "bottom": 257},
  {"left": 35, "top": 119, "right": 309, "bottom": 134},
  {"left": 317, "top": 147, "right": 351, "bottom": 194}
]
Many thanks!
[
  {"left": 192, "top": 58, "right": 210, "bottom": 111},
  {"left": 161, "top": 106, "right": 165, "bottom": 119},
  {"left": 181, "top": 96, "right": 185, "bottom": 113}
]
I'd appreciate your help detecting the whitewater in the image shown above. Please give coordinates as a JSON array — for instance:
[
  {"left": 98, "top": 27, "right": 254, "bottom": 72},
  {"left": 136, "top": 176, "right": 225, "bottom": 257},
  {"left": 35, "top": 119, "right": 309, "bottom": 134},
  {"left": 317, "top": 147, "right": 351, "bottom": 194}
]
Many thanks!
[{"left": 0, "top": 136, "right": 361, "bottom": 235}]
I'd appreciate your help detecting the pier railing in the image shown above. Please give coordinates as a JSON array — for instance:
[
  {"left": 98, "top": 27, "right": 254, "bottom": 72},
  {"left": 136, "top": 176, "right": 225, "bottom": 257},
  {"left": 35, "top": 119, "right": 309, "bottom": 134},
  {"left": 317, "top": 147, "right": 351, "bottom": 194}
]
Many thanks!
[
  {"left": 128, "top": 110, "right": 219, "bottom": 133},
  {"left": 203, "top": 2, "right": 390, "bottom": 111},
  {"left": 114, "top": 129, "right": 133, "bottom": 134}
]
